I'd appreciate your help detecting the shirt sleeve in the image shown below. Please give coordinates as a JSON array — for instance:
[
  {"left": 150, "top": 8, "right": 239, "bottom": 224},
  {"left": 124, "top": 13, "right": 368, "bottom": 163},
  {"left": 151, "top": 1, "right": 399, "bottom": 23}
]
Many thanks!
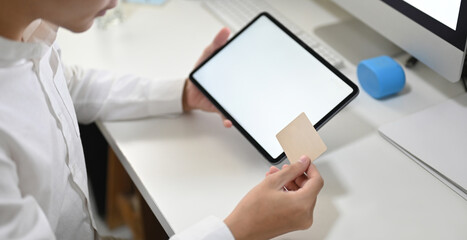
[
  {"left": 0, "top": 149, "right": 56, "bottom": 239},
  {"left": 62, "top": 64, "right": 186, "bottom": 124},
  {"left": 170, "top": 216, "right": 235, "bottom": 240}
]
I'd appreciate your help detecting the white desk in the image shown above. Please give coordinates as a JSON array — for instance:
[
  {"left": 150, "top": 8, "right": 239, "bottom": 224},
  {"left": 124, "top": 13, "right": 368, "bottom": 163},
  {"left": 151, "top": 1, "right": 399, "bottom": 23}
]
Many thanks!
[{"left": 58, "top": 0, "right": 467, "bottom": 239}]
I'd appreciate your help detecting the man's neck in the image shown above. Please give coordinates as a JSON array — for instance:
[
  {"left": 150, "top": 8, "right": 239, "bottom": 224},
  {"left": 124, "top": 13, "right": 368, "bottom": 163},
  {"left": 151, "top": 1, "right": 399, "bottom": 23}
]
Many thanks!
[{"left": 0, "top": 1, "right": 34, "bottom": 41}]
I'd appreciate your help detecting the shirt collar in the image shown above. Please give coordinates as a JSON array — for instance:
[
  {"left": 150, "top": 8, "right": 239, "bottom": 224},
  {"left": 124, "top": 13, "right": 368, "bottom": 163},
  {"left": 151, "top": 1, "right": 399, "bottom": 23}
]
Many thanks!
[{"left": 0, "top": 19, "right": 58, "bottom": 64}]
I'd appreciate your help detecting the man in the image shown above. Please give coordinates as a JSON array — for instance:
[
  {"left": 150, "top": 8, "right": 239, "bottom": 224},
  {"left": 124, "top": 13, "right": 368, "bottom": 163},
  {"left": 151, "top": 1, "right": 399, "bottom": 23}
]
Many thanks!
[{"left": 0, "top": 0, "right": 323, "bottom": 239}]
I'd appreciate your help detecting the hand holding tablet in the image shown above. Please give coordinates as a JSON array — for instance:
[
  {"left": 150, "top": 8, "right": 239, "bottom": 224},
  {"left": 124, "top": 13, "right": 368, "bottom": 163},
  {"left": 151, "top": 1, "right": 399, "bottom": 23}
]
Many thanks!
[{"left": 190, "top": 13, "right": 358, "bottom": 164}]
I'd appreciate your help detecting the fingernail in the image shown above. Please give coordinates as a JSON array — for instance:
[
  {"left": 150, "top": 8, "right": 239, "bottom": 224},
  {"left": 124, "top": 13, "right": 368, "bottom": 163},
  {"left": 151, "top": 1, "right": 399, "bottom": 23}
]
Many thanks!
[{"left": 298, "top": 155, "right": 308, "bottom": 164}]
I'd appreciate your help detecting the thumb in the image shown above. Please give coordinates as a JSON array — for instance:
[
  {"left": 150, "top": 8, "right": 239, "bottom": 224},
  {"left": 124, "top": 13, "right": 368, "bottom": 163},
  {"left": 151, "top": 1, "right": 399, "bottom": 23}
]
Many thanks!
[
  {"left": 272, "top": 156, "right": 310, "bottom": 188},
  {"left": 195, "top": 27, "right": 231, "bottom": 67},
  {"left": 211, "top": 27, "right": 230, "bottom": 50}
]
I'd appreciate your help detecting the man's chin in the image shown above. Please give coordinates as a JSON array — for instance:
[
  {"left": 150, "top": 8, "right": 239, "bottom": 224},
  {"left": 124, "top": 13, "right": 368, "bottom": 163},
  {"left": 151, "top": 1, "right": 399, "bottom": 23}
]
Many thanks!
[{"left": 64, "top": 20, "right": 94, "bottom": 33}]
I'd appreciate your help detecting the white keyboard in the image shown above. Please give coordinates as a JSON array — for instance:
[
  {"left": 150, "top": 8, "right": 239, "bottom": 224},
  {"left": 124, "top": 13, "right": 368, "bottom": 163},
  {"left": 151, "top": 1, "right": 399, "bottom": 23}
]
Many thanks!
[{"left": 203, "top": 0, "right": 345, "bottom": 69}]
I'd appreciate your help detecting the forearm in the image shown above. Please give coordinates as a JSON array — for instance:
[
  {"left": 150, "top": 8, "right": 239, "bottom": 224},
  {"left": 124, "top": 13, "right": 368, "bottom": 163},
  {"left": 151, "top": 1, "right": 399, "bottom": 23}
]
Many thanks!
[{"left": 64, "top": 64, "right": 185, "bottom": 124}]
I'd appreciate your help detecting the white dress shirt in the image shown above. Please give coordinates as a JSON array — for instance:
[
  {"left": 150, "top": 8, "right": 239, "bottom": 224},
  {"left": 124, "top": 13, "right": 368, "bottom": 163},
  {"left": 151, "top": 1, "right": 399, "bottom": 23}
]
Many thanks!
[{"left": 0, "top": 20, "right": 234, "bottom": 240}]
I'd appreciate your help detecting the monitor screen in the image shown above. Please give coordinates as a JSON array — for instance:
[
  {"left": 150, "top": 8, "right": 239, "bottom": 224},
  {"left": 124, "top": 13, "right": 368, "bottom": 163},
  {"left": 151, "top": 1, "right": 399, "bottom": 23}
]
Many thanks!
[
  {"left": 382, "top": 0, "right": 467, "bottom": 51},
  {"left": 403, "top": 0, "right": 461, "bottom": 30}
]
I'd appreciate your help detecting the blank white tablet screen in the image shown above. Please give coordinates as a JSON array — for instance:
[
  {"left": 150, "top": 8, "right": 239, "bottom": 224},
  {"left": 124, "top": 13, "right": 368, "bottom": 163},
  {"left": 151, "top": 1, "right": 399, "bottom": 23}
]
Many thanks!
[{"left": 193, "top": 16, "right": 353, "bottom": 159}]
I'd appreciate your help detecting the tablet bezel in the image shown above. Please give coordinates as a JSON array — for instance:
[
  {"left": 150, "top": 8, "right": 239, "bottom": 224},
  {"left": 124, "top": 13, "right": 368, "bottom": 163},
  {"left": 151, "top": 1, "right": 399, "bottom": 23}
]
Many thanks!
[{"left": 189, "top": 12, "right": 359, "bottom": 164}]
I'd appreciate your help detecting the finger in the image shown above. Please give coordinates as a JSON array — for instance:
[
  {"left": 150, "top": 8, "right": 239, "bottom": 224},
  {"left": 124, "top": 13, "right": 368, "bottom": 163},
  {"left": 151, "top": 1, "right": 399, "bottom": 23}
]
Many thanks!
[
  {"left": 206, "top": 104, "right": 232, "bottom": 128},
  {"left": 210, "top": 27, "right": 231, "bottom": 51},
  {"left": 207, "top": 104, "right": 219, "bottom": 113},
  {"left": 280, "top": 164, "right": 301, "bottom": 191},
  {"left": 299, "top": 163, "right": 324, "bottom": 197},
  {"left": 201, "top": 28, "right": 230, "bottom": 60},
  {"left": 223, "top": 119, "right": 232, "bottom": 128},
  {"left": 286, "top": 158, "right": 309, "bottom": 188},
  {"left": 265, "top": 166, "right": 280, "bottom": 177},
  {"left": 270, "top": 156, "right": 310, "bottom": 189},
  {"left": 219, "top": 113, "right": 232, "bottom": 128},
  {"left": 294, "top": 174, "right": 309, "bottom": 188},
  {"left": 305, "top": 163, "right": 321, "bottom": 181},
  {"left": 195, "top": 28, "right": 231, "bottom": 67},
  {"left": 284, "top": 180, "right": 300, "bottom": 191}
]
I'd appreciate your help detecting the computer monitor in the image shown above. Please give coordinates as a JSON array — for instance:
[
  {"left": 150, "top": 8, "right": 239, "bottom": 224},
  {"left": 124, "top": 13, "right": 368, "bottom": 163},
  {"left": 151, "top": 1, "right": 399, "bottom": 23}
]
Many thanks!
[{"left": 332, "top": 0, "right": 467, "bottom": 83}]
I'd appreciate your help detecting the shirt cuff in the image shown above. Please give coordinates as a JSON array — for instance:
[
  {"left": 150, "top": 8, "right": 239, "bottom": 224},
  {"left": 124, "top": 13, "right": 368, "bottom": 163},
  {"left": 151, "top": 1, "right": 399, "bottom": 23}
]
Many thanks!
[
  {"left": 169, "top": 216, "right": 235, "bottom": 240},
  {"left": 147, "top": 77, "right": 186, "bottom": 116}
]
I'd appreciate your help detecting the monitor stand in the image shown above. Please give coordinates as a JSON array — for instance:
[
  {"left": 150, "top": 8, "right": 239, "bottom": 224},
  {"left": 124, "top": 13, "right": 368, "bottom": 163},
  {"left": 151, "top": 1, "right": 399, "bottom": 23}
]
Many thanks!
[
  {"left": 462, "top": 60, "right": 467, "bottom": 90},
  {"left": 314, "top": 18, "right": 403, "bottom": 66}
]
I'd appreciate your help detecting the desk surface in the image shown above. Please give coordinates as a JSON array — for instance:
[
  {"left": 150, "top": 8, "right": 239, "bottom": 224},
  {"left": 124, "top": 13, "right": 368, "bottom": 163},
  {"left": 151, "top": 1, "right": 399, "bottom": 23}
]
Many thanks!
[{"left": 58, "top": 0, "right": 467, "bottom": 239}]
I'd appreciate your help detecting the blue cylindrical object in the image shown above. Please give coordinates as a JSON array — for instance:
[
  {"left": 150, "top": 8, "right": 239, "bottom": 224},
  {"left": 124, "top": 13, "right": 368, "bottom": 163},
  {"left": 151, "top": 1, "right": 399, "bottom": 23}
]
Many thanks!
[{"left": 357, "top": 55, "right": 405, "bottom": 99}]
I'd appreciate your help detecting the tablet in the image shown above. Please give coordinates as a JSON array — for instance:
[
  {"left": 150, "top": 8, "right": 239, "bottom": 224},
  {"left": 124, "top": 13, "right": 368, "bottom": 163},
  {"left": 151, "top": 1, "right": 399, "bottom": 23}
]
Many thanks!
[{"left": 190, "top": 13, "right": 359, "bottom": 164}]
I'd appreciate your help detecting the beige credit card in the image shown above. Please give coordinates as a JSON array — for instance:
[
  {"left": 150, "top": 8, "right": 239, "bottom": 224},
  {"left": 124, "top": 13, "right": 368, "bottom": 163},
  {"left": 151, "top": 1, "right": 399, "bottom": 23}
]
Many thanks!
[{"left": 276, "top": 112, "right": 327, "bottom": 163}]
